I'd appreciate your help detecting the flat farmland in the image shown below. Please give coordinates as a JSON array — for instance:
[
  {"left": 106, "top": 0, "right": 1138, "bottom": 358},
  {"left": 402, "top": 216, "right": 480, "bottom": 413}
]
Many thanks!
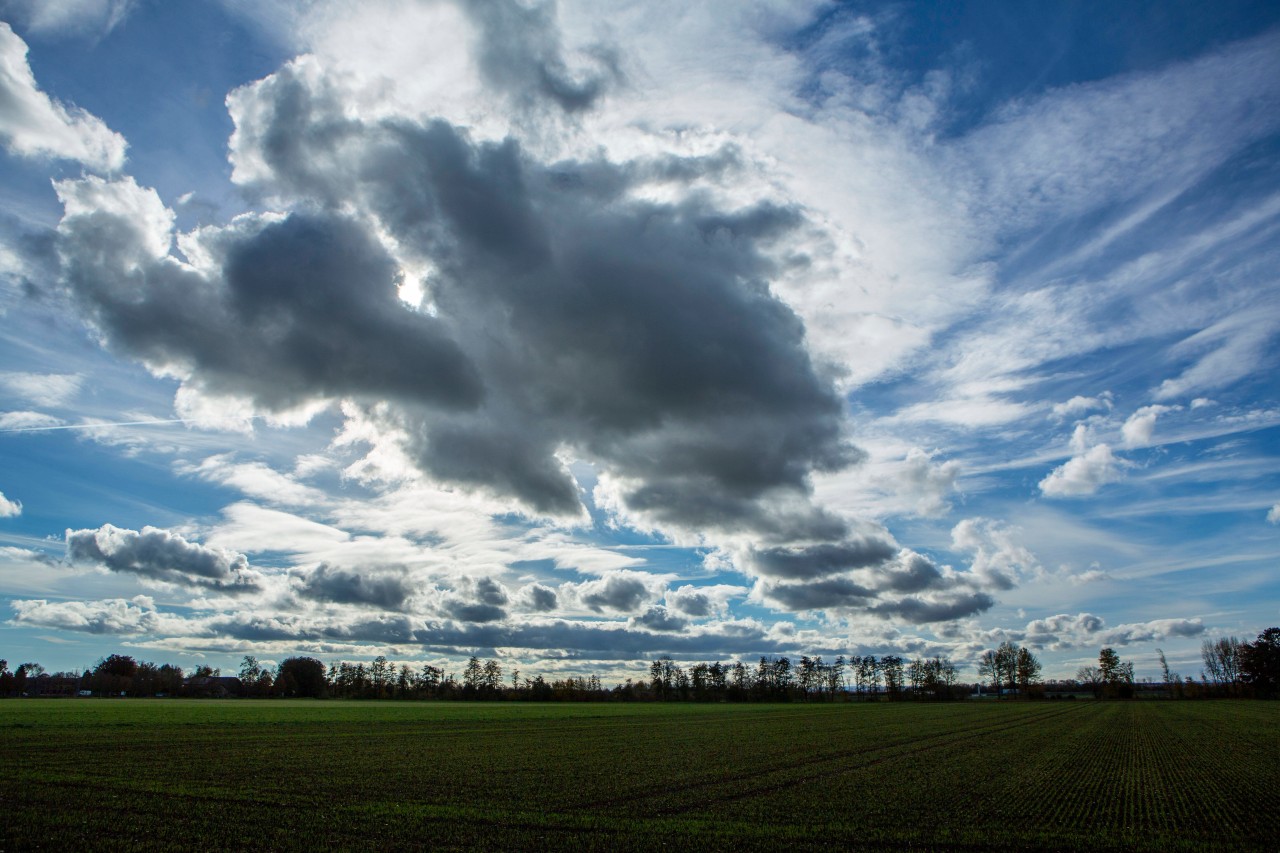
[{"left": 1, "top": 700, "right": 1275, "bottom": 850}]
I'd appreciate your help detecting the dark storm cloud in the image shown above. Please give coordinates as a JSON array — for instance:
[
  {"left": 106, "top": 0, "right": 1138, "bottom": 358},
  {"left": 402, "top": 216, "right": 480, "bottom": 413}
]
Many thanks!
[
  {"left": 53, "top": 54, "right": 862, "bottom": 632},
  {"left": 293, "top": 563, "right": 416, "bottom": 610},
  {"left": 442, "top": 600, "right": 507, "bottom": 623},
  {"left": 763, "top": 577, "right": 873, "bottom": 611},
  {"left": 216, "top": 60, "right": 861, "bottom": 534},
  {"left": 871, "top": 593, "right": 994, "bottom": 623},
  {"left": 745, "top": 538, "right": 898, "bottom": 580},
  {"left": 56, "top": 205, "right": 482, "bottom": 414},
  {"left": 66, "top": 524, "right": 260, "bottom": 592},
  {"left": 461, "top": 0, "right": 618, "bottom": 113},
  {"left": 409, "top": 618, "right": 785, "bottom": 659},
  {"left": 758, "top": 547, "right": 987, "bottom": 621},
  {"left": 208, "top": 612, "right": 420, "bottom": 645}
]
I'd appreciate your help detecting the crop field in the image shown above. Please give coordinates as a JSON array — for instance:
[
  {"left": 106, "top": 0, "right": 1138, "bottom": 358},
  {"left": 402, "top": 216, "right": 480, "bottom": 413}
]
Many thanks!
[{"left": 1, "top": 699, "right": 1276, "bottom": 851}]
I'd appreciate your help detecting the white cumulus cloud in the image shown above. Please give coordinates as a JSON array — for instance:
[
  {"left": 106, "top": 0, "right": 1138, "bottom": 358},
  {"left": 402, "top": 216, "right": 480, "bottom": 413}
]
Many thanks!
[
  {"left": 0, "top": 489, "right": 22, "bottom": 517},
  {"left": 1039, "top": 424, "right": 1128, "bottom": 498},
  {"left": 1121, "top": 404, "right": 1176, "bottom": 448},
  {"left": 1052, "top": 392, "right": 1113, "bottom": 419},
  {"left": 0, "top": 22, "right": 126, "bottom": 169}
]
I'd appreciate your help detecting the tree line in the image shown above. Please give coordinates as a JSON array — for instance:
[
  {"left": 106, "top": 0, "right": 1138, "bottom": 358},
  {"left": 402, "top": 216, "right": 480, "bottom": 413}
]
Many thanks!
[
  {"left": 3, "top": 626, "right": 1276, "bottom": 701},
  {"left": 0, "top": 651, "right": 968, "bottom": 702}
]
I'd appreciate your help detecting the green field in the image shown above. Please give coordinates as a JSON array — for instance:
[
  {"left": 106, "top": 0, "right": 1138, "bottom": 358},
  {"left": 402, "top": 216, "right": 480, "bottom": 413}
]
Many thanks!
[{"left": 1, "top": 699, "right": 1276, "bottom": 850}]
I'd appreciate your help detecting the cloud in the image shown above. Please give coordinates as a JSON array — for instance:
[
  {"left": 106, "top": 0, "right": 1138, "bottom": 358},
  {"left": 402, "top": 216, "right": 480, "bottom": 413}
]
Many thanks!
[
  {"left": 1039, "top": 424, "right": 1128, "bottom": 497},
  {"left": 11, "top": 595, "right": 161, "bottom": 635},
  {"left": 0, "top": 411, "right": 64, "bottom": 431},
  {"left": 460, "top": 0, "right": 618, "bottom": 113},
  {"left": 1052, "top": 393, "right": 1112, "bottom": 419},
  {"left": 66, "top": 524, "right": 262, "bottom": 592},
  {"left": 1018, "top": 612, "right": 1205, "bottom": 651},
  {"left": 0, "top": 0, "right": 137, "bottom": 38},
  {"left": 895, "top": 448, "right": 960, "bottom": 517},
  {"left": 0, "top": 23, "right": 126, "bottom": 169},
  {"left": 1269, "top": 504, "right": 1280, "bottom": 524},
  {"left": 0, "top": 489, "right": 21, "bottom": 517},
  {"left": 763, "top": 582, "right": 993, "bottom": 625},
  {"left": 878, "top": 551, "right": 951, "bottom": 594},
  {"left": 665, "top": 583, "right": 742, "bottom": 619},
  {"left": 292, "top": 563, "right": 417, "bottom": 611},
  {"left": 56, "top": 52, "right": 860, "bottom": 542},
  {"left": 629, "top": 605, "right": 688, "bottom": 633},
  {"left": 438, "top": 576, "right": 510, "bottom": 623},
  {"left": 950, "top": 518, "right": 1040, "bottom": 591},
  {"left": 1068, "top": 566, "right": 1111, "bottom": 586},
  {"left": 12, "top": 592, "right": 780, "bottom": 659},
  {"left": 1155, "top": 313, "right": 1278, "bottom": 401},
  {"left": 753, "top": 546, "right": 989, "bottom": 623},
  {"left": 183, "top": 455, "right": 328, "bottom": 507},
  {"left": 197, "top": 609, "right": 789, "bottom": 660},
  {"left": 962, "top": 29, "right": 1280, "bottom": 238},
  {"left": 207, "top": 502, "right": 349, "bottom": 555},
  {"left": 1122, "top": 405, "right": 1175, "bottom": 449},
  {"left": 1103, "top": 618, "right": 1206, "bottom": 646},
  {"left": 570, "top": 571, "right": 663, "bottom": 615},
  {"left": 811, "top": 443, "right": 961, "bottom": 521},
  {"left": 30, "top": 0, "right": 1279, "bottom": 650},
  {"left": 739, "top": 536, "right": 898, "bottom": 581},
  {"left": 759, "top": 576, "right": 872, "bottom": 611},
  {"left": 55, "top": 188, "right": 483, "bottom": 419},
  {"left": 516, "top": 583, "right": 558, "bottom": 612},
  {"left": 870, "top": 592, "right": 994, "bottom": 624},
  {"left": 0, "top": 372, "right": 83, "bottom": 406}
]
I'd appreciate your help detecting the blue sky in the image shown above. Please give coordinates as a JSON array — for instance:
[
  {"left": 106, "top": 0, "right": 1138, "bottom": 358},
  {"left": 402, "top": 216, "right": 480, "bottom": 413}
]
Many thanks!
[{"left": 0, "top": 0, "right": 1277, "bottom": 684}]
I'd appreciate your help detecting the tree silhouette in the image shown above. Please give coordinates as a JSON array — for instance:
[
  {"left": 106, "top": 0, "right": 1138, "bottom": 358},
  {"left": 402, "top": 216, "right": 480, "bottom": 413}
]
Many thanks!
[
  {"left": 276, "top": 657, "right": 327, "bottom": 698},
  {"left": 1096, "top": 648, "right": 1134, "bottom": 698},
  {"left": 1015, "top": 647, "right": 1042, "bottom": 696},
  {"left": 1201, "top": 637, "right": 1242, "bottom": 694},
  {"left": 1241, "top": 627, "right": 1280, "bottom": 698}
]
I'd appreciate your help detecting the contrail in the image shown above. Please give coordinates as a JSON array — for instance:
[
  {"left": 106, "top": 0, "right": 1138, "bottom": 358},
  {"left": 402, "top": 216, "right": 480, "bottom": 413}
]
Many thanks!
[{"left": 0, "top": 418, "right": 193, "bottom": 434}]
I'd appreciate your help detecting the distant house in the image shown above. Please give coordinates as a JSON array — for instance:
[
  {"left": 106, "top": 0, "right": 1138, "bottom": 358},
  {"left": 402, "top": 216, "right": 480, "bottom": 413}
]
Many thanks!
[
  {"left": 23, "top": 675, "right": 80, "bottom": 697},
  {"left": 185, "top": 676, "right": 243, "bottom": 698}
]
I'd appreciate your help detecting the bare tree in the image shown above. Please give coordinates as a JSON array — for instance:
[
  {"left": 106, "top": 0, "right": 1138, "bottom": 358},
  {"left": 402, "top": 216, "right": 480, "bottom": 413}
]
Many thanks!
[
  {"left": 1202, "top": 637, "right": 1242, "bottom": 693},
  {"left": 1076, "top": 665, "right": 1103, "bottom": 698},
  {"left": 995, "top": 641, "right": 1019, "bottom": 695},
  {"left": 978, "top": 650, "right": 1000, "bottom": 696}
]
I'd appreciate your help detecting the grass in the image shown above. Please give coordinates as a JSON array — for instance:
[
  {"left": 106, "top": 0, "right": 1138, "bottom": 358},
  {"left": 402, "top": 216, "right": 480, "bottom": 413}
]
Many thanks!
[{"left": 1, "top": 699, "right": 1276, "bottom": 850}]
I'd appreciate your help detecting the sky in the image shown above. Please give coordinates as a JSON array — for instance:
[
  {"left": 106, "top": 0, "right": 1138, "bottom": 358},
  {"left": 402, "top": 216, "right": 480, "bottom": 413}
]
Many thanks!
[{"left": 0, "top": 0, "right": 1277, "bottom": 684}]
